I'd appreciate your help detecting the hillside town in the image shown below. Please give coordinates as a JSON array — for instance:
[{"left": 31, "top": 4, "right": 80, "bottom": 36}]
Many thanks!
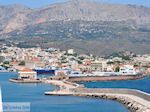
[{"left": 0, "top": 43, "right": 150, "bottom": 78}]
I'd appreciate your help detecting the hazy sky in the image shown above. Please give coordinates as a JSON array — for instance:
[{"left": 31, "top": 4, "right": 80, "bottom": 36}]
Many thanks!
[{"left": 0, "top": 0, "right": 149, "bottom": 8}]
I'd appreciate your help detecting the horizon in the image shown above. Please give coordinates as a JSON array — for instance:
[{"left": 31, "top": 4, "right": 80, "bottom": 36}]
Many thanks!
[{"left": 0, "top": 0, "right": 150, "bottom": 8}]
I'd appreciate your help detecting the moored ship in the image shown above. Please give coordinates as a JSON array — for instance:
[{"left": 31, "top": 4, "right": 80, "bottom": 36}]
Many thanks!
[{"left": 33, "top": 67, "right": 55, "bottom": 75}]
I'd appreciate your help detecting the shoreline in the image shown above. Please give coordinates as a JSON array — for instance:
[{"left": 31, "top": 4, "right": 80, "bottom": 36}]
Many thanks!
[
  {"left": 9, "top": 78, "right": 42, "bottom": 83},
  {"left": 74, "top": 91, "right": 150, "bottom": 112},
  {"left": 7, "top": 72, "right": 150, "bottom": 112},
  {"left": 68, "top": 75, "right": 146, "bottom": 82},
  {"left": 44, "top": 79, "right": 150, "bottom": 112}
]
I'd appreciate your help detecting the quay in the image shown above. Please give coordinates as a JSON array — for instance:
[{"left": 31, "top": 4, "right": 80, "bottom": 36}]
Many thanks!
[
  {"left": 68, "top": 75, "right": 146, "bottom": 82},
  {"left": 9, "top": 69, "right": 42, "bottom": 83},
  {"left": 9, "top": 78, "right": 41, "bottom": 83},
  {"left": 44, "top": 80, "right": 150, "bottom": 112}
]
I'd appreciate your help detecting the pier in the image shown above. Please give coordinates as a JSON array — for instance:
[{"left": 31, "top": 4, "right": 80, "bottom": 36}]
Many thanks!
[
  {"left": 9, "top": 78, "right": 42, "bottom": 83},
  {"left": 44, "top": 80, "right": 150, "bottom": 112}
]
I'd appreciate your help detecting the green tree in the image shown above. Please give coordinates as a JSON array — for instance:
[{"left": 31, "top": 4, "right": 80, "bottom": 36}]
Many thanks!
[
  {"left": 107, "top": 61, "right": 114, "bottom": 65},
  {"left": 115, "top": 66, "right": 120, "bottom": 72},
  {"left": 3, "top": 61, "right": 9, "bottom": 65},
  {"left": 78, "top": 56, "right": 85, "bottom": 60},
  {"left": 122, "top": 56, "right": 130, "bottom": 60},
  {"left": 0, "top": 56, "right": 5, "bottom": 63},
  {"left": 19, "top": 61, "right": 26, "bottom": 66}
]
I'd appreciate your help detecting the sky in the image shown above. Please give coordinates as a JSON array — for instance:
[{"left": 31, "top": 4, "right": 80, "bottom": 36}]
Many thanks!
[{"left": 0, "top": 0, "right": 149, "bottom": 8}]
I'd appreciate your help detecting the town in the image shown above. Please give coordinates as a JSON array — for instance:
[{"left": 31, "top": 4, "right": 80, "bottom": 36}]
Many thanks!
[{"left": 0, "top": 43, "right": 149, "bottom": 80}]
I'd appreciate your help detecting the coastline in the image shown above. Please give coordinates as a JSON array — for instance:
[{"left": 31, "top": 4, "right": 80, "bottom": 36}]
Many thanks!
[
  {"left": 9, "top": 78, "right": 42, "bottom": 83},
  {"left": 44, "top": 79, "right": 150, "bottom": 112},
  {"left": 67, "top": 75, "right": 146, "bottom": 82},
  {"left": 7, "top": 72, "right": 150, "bottom": 112}
]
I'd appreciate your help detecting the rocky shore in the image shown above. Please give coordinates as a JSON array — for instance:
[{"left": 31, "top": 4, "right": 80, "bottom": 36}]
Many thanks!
[
  {"left": 75, "top": 93, "right": 150, "bottom": 112},
  {"left": 72, "top": 88, "right": 150, "bottom": 112}
]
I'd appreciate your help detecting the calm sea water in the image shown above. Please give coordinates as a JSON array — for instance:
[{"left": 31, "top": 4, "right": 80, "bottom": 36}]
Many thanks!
[
  {"left": 0, "top": 72, "right": 129, "bottom": 112},
  {"left": 83, "top": 76, "right": 150, "bottom": 93}
]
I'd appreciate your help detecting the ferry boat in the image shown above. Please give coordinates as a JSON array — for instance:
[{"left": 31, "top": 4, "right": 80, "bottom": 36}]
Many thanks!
[{"left": 33, "top": 67, "right": 55, "bottom": 75}]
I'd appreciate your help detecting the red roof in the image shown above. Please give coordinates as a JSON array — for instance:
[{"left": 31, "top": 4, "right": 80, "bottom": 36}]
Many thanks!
[{"left": 19, "top": 69, "right": 35, "bottom": 72}]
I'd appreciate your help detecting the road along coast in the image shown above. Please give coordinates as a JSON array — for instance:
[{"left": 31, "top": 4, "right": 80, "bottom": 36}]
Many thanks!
[{"left": 44, "top": 80, "right": 150, "bottom": 112}]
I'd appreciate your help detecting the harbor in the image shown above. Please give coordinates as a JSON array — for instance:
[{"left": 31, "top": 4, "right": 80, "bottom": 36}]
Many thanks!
[
  {"left": 6, "top": 66, "right": 150, "bottom": 112},
  {"left": 1, "top": 72, "right": 130, "bottom": 112},
  {"left": 3, "top": 70, "right": 149, "bottom": 112}
]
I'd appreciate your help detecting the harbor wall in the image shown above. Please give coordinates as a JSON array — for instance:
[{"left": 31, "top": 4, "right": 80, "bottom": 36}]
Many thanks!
[
  {"left": 72, "top": 88, "right": 150, "bottom": 101},
  {"left": 74, "top": 92, "right": 149, "bottom": 112},
  {"left": 68, "top": 75, "right": 144, "bottom": 82}
]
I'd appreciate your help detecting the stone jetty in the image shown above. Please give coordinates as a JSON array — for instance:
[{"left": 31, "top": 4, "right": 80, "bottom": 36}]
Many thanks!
[
  {"left": 68, "top": 75, "right": 146, "bottom": 82},
  {"left": 44, "top": 80, "right": 150, "bottom": 112},
  {"left": 72, "top": 88, "right": 150, "bottom": 112}
]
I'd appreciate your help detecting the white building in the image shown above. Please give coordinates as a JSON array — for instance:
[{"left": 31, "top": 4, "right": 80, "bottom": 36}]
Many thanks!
[
  {"left": 18, "top": 69, "right": 37, "bottom": 80},
  {"left": 119, "top": 65, "right": 136, "bottom": 75},
  {"left": 67, "top": 49, "right": 74, "bottom": 55}
]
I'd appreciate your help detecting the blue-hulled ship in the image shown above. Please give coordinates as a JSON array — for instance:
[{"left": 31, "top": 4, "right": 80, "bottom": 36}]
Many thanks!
[{"left": 33, "top": 67, "right": 56, "bottom": 75}]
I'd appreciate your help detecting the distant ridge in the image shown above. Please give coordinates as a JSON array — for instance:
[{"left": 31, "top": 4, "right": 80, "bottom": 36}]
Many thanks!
[{"left": 0, "top": 0, "right": 150, "bottom": 55}]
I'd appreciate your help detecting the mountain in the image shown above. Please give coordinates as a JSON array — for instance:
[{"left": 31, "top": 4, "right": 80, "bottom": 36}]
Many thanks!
[{"left": 0, "top": 0, "right": 150, "bottom": 55}]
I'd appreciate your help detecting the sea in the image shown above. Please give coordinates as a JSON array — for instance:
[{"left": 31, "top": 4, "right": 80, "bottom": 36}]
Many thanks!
[
  {"left": 82, "top": 76, "right": 150, "bottom": 93},
  {"left": 2, "top": 72, "right": 149, "bottom": 112}
]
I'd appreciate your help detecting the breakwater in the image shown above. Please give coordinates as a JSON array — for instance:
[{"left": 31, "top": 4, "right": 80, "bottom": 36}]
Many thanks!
[
  {"left": 68, "top": 75, "right": 145, "bottom": 82},
  {"left": 45, "top": 80, "right": 150, "bottom": 112}
]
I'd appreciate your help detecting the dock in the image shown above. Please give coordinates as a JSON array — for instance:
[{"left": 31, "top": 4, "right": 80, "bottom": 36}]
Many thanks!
[{"left": 9, "top": 78, "right": 42, "bottom": 83}]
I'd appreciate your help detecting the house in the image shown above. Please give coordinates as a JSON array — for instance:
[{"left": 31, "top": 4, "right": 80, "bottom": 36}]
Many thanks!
[
  {"left": 119, "top": 65, "right": 136, "bottom": 75},
  {"left": 90, "top": 60, "right": 107, "bottom": 72},
  {"left": 18, "top": 69, "right": 37, "bottom": 80},
  {"left": 67, "top": 49, "right": 74, "bottom": 55}
]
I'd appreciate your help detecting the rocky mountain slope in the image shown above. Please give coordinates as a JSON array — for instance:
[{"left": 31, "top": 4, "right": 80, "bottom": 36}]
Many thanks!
[{"left": 0, "top": 0, "right": 150, "bottom": 55}]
